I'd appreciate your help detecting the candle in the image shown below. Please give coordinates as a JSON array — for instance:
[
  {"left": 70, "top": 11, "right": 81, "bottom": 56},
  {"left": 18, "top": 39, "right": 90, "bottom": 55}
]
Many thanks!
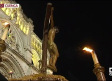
[
  {"left": 9, "top": 70, "right": 13, "bottom": 79},
  {"left": 1, "top": 22, "right": 10, "bottom": 40},
  {"left": 83, "top": 47, "right": 99, "bottom": 64},
  {"left": 91, "top": 51, "right": 99, "bottom": 64},
  {"left": 9, "top": 70, "right": 13, "bottom": 74}
]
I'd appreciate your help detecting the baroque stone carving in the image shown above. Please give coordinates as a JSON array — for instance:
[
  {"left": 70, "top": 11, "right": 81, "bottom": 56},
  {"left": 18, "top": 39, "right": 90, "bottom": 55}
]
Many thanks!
[
  {"left": 31, "top": 49, "right": 40, "bottom": 69},
  {"left": 6, "top": 30, "right": 16, "bottom": 50}
]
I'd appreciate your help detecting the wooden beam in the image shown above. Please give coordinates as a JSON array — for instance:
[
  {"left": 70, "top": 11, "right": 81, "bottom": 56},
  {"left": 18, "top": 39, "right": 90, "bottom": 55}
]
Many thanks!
[{"left": 41, "top": 3, "right": 52, "bottom": 74}]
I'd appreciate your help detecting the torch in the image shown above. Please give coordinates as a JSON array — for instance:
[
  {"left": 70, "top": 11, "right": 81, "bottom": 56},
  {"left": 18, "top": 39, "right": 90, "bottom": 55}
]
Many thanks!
[
  {"left": 0, "top": 21, "right": 10, "bottom": 62},
  {"left": 9, "top": 70, "right": 13, "bottom": 79},
  {"left": 1, "top": 21, "right": 10, "bottom": 40},
  {"left": 83, "top": 47, "right": 106, "bottom": 81}
]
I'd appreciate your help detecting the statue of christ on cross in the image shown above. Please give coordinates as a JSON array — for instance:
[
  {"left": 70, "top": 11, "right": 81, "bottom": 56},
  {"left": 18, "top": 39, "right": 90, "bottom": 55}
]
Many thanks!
[{"left": 47, "top": 7, "right": 59, "bottom": 72}]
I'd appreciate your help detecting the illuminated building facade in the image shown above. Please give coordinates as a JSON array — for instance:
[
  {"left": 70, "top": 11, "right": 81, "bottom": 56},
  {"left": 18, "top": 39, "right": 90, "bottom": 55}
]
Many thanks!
[{"left": 0, "top": 0, "right": 52, "bottom": 80}]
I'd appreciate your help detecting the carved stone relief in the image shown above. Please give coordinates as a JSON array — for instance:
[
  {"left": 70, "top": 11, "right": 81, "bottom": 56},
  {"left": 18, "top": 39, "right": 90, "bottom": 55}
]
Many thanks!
[
  {"left": 32, "top": 49, "right": 40, "bottom": 69},
  {"left": 6, "top": 29, "right": 16, "bottom": 50}
]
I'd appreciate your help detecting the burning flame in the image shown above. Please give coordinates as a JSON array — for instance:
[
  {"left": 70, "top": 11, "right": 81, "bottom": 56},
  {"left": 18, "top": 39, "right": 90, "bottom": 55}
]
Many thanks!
[
  {"left": 83, "top": 47, "right": 93, "bottom": 53},
  {"left": 9, "top": 70, "right": 13, "bottom": 73},
  {"left": 3, "top": 22, "right": 10, "bottom": 27}
]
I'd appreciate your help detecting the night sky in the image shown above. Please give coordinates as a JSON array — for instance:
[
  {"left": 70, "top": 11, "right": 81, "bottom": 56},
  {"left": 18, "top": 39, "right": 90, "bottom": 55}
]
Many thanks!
[{"left": 1, "top": 1, "right": 112, "bottom": 81}]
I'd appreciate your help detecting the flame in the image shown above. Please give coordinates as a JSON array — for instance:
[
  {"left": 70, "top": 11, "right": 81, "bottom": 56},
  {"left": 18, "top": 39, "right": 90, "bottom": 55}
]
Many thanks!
[
  {"left": 3, "top": 22, "right": 10, "bottom": 27},
  {"left": 83, "top": 47, "right": 93, "bottom": 53},
  {"left": 9, "top": 70, "right": 13, "bottom": 73}
]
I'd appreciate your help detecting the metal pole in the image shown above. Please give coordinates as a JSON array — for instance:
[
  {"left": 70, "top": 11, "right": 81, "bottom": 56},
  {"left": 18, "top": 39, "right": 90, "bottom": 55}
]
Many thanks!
[
  {"left": 41, "top": 3, "right": 52, "bottom": 74},
  {"left": 93, "top": 63, "right": 106, "bottom": 81}
]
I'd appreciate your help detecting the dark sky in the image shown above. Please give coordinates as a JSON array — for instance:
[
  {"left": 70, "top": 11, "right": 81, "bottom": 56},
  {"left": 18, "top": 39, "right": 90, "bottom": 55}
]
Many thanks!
[{"left": 1, "top": 1, "right": 112, "bottom": 81}]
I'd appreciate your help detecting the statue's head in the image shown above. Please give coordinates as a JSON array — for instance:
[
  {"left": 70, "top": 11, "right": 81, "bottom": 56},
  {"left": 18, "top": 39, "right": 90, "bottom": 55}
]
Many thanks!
[{"left": 54, "top": 26, "right": 59, "bottom": 33}]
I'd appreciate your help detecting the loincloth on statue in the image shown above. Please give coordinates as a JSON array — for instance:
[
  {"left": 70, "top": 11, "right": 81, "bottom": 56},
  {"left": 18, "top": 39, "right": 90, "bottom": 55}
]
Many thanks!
[{"left": 47, "top": 40, "right": 59, "bottom": 57}]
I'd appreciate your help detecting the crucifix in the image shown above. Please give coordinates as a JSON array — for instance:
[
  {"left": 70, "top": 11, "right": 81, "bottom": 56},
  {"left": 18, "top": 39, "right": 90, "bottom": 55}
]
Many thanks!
[
  {"left": 47, "top": 7, "right": 59, "bottom": 72},
  {"left": 40, "top": 2, "right": 59, "bottom": 74}
]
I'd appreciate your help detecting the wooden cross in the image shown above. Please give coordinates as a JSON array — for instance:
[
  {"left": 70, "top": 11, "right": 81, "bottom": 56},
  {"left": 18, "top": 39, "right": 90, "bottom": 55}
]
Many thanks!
[{"left": 41, "top": 3, "right": 52, "bottom": 74}]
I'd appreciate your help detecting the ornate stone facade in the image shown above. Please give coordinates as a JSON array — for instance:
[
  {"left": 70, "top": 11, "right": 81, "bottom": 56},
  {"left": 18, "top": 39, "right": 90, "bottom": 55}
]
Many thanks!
[{"left": 0, "top": 0, "right": 52, "bottom": 80}]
